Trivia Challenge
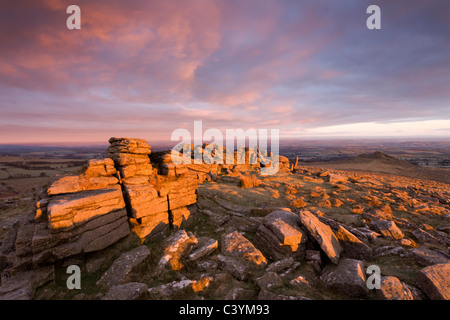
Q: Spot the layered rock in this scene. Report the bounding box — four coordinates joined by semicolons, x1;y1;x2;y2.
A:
278;156;291;172
150;149;189;178
1;157;131;275
1;137;202;279
150;144;283;179
107;138;162;239
46;158;118;196
107;138;198;239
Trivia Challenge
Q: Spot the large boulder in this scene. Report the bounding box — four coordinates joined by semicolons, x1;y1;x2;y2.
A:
299;210;342;264
376;276;414;300
47;158;118;196
416;262;450;300
29;183;130;263
335;226;372;261
46;185;126;230
97;245;151;289
107;137;152;155
412;228;445;246
320;258;368;297
255;210;307;260
221;231;267;267
406;248;449;266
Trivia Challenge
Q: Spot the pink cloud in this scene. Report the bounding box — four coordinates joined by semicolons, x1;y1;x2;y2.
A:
1;0;449;143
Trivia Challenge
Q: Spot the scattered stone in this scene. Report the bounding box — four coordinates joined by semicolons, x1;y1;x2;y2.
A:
255;272;283;290
327;173;347;184
376;276;414;300
156;230;198;273
335;225;372;261
225;216;259;233
318;170;330;177
102;282;149;300
370;219;404;240
196;260;218;272
189;237;218;261
255;210;306;261
249;207;291;217
266;257;295;274
318;216;368;243
332;199;344;208
320;258;368;298
221;231;267;267
412;228;445;246
406;248;449;266
290;275;312;289
373;246;405;258
399;238;417;247
305;250;322;274
217;254;248;281
416;262;450;300
265;212;306;246
280;262;301;278
299;210;342;264
97;245;151;289
354;227;381;242
363;209;394;221
289;198;308;208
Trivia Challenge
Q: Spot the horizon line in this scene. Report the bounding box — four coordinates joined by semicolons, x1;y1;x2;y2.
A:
0;135;449;147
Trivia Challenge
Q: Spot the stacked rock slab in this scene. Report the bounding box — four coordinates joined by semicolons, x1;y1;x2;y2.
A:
107;138;167;239
3;158;131;272
150;149;190;178
150;145;273;181
107;138;198;239
151;147;222;182
149;150;198;231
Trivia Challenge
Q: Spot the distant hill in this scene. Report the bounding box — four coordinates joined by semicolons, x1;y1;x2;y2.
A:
303;151;450;185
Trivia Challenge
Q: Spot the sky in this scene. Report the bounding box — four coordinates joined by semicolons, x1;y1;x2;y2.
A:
0;0;449;144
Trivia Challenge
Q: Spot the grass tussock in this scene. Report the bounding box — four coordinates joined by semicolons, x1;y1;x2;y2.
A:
238;175;261;189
